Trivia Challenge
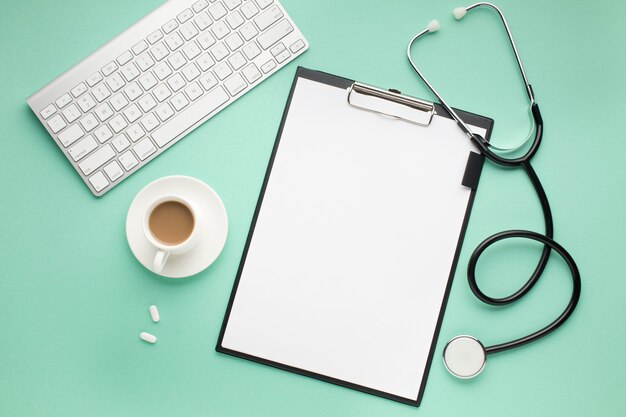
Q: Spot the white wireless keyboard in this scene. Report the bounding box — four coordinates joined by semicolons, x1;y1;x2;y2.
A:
26;0;308;196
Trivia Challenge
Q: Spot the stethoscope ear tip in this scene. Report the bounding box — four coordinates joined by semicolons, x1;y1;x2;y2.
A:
453;7;468;20
427;19;441;33
443;335;486;379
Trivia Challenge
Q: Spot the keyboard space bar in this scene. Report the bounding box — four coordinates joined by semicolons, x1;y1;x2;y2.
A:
152;86;230;147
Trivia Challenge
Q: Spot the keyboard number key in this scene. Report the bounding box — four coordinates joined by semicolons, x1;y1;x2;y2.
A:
88;171;110;193
208;2;227;20
62;104;82;123
193;11;212;30
77;93;96;112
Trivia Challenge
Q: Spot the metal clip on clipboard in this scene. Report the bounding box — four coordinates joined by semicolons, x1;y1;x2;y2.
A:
347;82;435;126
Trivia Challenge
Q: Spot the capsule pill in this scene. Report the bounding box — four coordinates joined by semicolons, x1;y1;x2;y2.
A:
149;305;160;322
140;332;157;344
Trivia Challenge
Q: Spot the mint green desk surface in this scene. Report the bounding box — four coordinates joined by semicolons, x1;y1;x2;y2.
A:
1;0;625;415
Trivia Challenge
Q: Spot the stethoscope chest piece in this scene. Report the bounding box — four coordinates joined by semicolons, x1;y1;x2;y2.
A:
443;335;486;379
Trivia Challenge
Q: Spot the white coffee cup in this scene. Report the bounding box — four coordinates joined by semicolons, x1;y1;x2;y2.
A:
143;195;200;273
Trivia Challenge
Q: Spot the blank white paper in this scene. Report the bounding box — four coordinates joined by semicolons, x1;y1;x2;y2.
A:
221;77;485;401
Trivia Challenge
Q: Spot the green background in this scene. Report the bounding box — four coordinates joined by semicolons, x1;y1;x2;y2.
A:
1;0;624;415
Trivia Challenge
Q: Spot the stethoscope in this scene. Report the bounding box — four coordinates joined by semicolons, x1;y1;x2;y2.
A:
407;3;582;379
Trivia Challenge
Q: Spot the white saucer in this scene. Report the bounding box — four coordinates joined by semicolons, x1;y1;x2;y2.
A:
126;176;228;278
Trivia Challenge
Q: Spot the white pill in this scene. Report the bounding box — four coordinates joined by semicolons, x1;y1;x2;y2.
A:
149;305;160;323
140;331;157;344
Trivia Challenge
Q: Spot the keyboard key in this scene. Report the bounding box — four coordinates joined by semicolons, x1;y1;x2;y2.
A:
240;23;258;41
223;73;247;96
132;40;149;55
86;72;103;87
208;2;227;20
182;42;201;60
47;114;67;134
180;22;199;41
153;84;172;102
196;53;215;71
140;113;160;132
254;4;283;31
104;161;124;181
152;86;229;147
242;42;261;60
117;51;133;66
165;32;184;51
56;93;72;109
242;63;262;83
62;104;81;123
119;150;139;171
110;114;129;133
102;61;118;76
156;103;175;121
240;2;259;19
182;63;201;81
80;113;99;132
256;0;273;9
78;144;115;175
168;51;187;70
211;42;229;61
162;19;179;34
199;73;217;90
260;59;276;73
194;11;212;30
225;32;243;51
270;42;290;63
192;0;209;13
88;171;110;192
139;72;158;90
151;42;170;61
224;0;242;10
177;8;194;23
123;104;142;123
228;51;246;70
154;62;173;80
112;134;131;151
94;125;113;143
133;138;157;160
136;53;155;71
77;93;96;112
138;94;158;112
147;29;164;44
58;124;84;147
226;11;244;29
68;134;97;161
167;73;186;92
170;93;189;111
289;39;305;53
214;62;233;80
110;93;129;111
212;20;230;40
40;104;56;120
124;82;143;101
257;18;293;49
92;84;111;102
106;73;126;92
185;82;204;101
95;103;114;122
121;63;141;81
71;82;88;98
197;32;216;49
125;124;145;142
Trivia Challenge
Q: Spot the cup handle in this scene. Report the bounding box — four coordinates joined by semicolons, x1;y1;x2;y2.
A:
153;250;170;273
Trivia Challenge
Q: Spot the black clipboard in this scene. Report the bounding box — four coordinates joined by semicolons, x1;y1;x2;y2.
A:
217;67;493;406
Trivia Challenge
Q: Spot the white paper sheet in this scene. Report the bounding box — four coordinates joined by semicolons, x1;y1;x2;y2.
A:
221;77;485;401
